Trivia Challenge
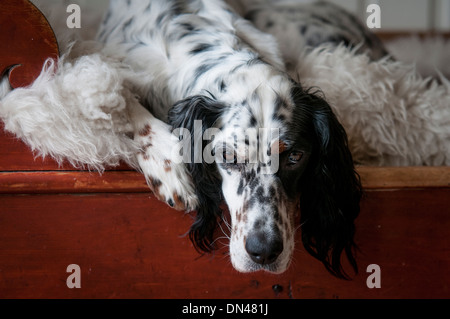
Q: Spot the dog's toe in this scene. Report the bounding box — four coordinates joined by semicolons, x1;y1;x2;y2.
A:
139;155;198;212
133;116;198;212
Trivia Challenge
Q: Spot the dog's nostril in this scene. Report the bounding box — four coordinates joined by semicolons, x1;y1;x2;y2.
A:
245;232;283;265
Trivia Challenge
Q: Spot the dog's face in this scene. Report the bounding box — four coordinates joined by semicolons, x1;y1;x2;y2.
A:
209;97;311;273
217;143;311;273
169;80;362;278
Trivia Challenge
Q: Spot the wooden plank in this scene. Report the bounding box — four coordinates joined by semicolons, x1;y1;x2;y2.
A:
1;166;449;195
0;171;148;194
0;189;448;298
376;31;450;41
357;166;450;189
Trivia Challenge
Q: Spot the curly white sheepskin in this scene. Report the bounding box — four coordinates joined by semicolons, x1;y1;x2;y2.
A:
0;53;139;171
292;45;450;166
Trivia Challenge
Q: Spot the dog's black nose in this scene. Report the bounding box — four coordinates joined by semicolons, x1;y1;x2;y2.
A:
245;231;283;265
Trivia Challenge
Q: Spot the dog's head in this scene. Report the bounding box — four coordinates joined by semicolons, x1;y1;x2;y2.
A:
168;82;361;278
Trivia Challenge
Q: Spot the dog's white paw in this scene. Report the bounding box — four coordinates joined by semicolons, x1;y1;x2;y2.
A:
136;122;198;212
127;98;198;211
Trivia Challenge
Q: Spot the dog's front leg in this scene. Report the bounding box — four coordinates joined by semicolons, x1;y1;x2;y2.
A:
127;97;198;212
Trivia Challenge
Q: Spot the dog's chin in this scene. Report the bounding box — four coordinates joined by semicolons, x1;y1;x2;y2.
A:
230;255;291;274
229;237;293;274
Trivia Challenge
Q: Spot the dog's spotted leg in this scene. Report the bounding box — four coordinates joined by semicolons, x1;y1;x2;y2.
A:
127;97;198;211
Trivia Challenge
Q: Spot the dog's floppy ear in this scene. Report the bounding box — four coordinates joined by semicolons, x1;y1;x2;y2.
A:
291;86;362;279
168;95;225;253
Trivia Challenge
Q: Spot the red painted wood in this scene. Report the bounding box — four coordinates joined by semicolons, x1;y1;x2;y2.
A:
0;189;449;299
1;167;450;195
0;0;59;88
0;171;149;194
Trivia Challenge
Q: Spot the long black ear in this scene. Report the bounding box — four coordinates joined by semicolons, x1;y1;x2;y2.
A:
168;95;225;253
292;86;362;279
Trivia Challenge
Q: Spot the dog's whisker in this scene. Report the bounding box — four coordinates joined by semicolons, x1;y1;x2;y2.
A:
295;220;307;232
221;216;232;232
210;236;230;247
217;222;231;240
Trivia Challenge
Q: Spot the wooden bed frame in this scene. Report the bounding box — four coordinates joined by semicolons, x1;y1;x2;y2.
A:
0;1;449;299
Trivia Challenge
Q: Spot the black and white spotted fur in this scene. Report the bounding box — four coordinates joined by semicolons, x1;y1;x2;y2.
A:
98;0;363;277
228;0;389;70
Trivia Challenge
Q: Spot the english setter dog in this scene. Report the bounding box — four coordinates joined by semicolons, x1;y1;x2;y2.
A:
98;0;367;278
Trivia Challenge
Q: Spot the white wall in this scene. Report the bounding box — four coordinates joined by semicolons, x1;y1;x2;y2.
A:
34;0;450;31
281;0;450;31
333;0;450;31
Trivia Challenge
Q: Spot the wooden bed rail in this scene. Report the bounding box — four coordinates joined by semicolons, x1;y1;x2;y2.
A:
0;166;449;194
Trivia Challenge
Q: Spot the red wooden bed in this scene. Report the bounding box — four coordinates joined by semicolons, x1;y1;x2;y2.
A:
0;0;449;299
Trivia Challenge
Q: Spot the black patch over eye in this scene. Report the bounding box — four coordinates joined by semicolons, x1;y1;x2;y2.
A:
223;150;237;164
288;151;303;164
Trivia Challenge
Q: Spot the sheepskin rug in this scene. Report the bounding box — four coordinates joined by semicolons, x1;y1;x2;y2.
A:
291;45;450;166
0;0;449;170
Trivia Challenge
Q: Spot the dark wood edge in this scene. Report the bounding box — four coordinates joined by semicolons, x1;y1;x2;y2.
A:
0;166;449;194
375;31;450;41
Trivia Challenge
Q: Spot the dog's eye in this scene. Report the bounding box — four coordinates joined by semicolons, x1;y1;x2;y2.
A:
288;151;303;163
223;150;237;164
